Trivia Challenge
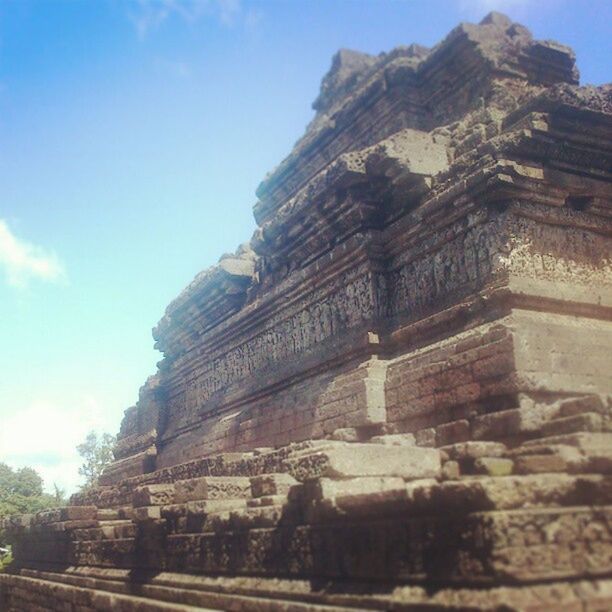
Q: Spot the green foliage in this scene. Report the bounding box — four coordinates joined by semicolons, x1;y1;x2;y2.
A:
77;431;115;489
0;463;42;499
0;462;58;518
0;546;13;572
0;462;65;550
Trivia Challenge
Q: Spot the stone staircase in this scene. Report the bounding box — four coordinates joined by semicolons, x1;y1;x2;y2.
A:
2;394;612;610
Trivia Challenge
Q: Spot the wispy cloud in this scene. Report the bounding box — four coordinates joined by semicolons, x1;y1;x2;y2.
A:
0;219;66;288
128;0;243;40
0;397;106;494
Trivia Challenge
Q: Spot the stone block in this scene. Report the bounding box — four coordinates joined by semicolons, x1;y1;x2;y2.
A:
415;428;436;447
228;505;287;531
96;509;120;521
435;419;470;446
558;395;606;418
303;476;409;522
514;454;568;474
133;506;161;521
98;447;157;486
472;405;559;440
247;494;289;508
406;474;612;513
286;444;441;481
174;476;251;503
4;14;612;612
250;473;297;498
524;433;612;451
314;476;406;502
441;460;461;480
58;506;97;521
132;484;175;507
369;433;416;446
473;457;514;476
161;498;247;522
330;427;362;442
542;413;603;437
585;450;612;474
440;441;507;460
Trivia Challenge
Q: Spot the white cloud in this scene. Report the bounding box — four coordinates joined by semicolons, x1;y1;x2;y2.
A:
0;397;109;495
128;0;243;40
0;219;66;288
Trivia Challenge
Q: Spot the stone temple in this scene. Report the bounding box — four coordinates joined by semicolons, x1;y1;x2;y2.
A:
2;12;612;611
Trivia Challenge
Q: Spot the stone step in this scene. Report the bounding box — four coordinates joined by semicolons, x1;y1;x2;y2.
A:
518;433;612;473
507;442;612;474
284;444;441;482
541;412;604;437
305;476;409;522
440;441;507;460
405;474;612;513
161;500;249;535
0;572;221;611
472;457;514;476
159;506;612;584
8;499;612;600
99;447;156;486
4;568;370;610
370;433;416;446
250;473;298;498
471;405;559;440
97;519;133;527
29;518;98;533
557;395;608;418
228;505;293;531
96;509;120;521
133;484;176;507
513;454;568;474
247;494;290;508
74;522;136;541
174;476;252;503
9;567;612;611
31;506;97;525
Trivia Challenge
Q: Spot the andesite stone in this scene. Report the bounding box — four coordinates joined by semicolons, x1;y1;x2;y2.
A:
2;11;611;611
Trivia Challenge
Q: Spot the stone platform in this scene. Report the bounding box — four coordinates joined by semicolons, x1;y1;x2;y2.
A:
2;12;611;611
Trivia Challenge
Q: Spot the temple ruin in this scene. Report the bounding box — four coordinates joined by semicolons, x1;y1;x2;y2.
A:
2;12;611;610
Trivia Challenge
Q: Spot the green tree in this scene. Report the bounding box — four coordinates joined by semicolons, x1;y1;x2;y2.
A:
53;483;66;504
10;466;43;497
0;463;47;517
0;462;63;557
77;431;115;489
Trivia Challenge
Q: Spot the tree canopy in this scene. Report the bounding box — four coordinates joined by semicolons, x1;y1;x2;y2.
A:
0;462;65;548
77;431;115;489
0;430;115;552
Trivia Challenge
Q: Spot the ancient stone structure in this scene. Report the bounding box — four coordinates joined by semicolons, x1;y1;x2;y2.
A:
2;12;611;610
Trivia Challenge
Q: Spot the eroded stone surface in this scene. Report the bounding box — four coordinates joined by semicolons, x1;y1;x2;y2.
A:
2;11;611;612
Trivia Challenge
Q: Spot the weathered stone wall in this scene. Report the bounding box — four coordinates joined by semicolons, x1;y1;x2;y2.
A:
128;33;608;476
2;12;611;611
157;354;386;468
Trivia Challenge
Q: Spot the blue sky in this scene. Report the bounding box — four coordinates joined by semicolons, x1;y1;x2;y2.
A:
0;0;610;494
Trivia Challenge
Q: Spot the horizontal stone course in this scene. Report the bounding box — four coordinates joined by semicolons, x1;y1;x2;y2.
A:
284;444;441;481
3;11;612;611
174;476;252;503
